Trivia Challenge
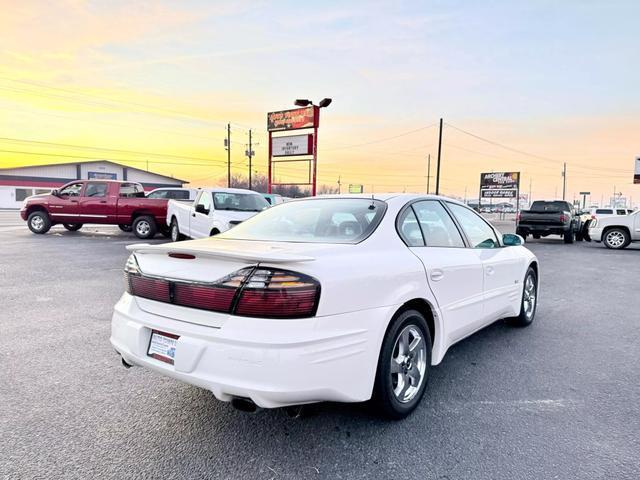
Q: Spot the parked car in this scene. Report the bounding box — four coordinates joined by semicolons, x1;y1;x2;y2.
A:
20;180;169;239
589;209;640;249
262;193;286;206
111;194;539;419
167;187;269;242
516;200;582;243
147;187;198;201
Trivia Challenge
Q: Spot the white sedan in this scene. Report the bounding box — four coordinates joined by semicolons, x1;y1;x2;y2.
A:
111;194;539;419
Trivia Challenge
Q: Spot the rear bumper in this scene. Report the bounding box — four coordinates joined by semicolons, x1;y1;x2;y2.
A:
110;293;395;408
517;224;568;235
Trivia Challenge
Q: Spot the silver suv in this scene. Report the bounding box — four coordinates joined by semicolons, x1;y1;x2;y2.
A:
589;210;640;249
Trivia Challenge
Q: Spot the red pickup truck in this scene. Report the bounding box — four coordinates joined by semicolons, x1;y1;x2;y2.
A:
20;180;170;239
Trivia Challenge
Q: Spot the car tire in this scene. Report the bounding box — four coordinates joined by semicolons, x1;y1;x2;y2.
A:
132;216;157;239
63;223;82;231
507;266;538;327
159;226;171;239
373;309;431;420
210;228;220;236
170;218;184;242
27;211;52;234
532;234;541;239
118;224;132;232
603;228;630;250
563;229;574;244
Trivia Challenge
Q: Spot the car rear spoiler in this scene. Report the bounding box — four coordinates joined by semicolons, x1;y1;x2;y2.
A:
126;243;315;263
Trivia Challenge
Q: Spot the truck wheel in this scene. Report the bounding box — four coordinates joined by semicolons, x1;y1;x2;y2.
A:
563;230;574;244
532;234;540;239
132;216;157;239
582;220;592;242
170;218;184;242
603;228;630;250
372;309;431;420
118;224;132;232
63;223;82;231
27;211;52;234
159;226;171;239
507;267;538;327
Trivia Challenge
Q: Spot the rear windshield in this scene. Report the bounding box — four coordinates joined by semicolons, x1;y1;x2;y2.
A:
213;192;269;212
530;201;569;212
219;198;386;243
595;209;613;214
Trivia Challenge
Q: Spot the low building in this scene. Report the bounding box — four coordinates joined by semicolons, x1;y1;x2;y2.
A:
0;160;186;209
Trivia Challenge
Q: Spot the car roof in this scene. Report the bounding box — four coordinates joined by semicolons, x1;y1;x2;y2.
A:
314;193;467;206
198;187;263;194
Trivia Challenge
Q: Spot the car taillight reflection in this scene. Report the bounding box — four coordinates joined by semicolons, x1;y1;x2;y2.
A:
124;265;320;319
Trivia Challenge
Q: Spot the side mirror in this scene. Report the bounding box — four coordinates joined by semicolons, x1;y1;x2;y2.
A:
51;189;59;197
503;233;524;246
195;204;209;215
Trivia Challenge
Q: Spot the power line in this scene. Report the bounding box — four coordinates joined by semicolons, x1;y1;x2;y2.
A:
323;123;438;151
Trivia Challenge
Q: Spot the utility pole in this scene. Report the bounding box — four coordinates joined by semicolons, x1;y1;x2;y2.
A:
562;162;567;200
435;118;443;195
247;129;253;190
426;154;431;194
226;123;231;188
337;175;341;194
528;177;532;205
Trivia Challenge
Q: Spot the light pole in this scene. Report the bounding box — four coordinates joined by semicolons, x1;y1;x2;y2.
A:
293;98;332;196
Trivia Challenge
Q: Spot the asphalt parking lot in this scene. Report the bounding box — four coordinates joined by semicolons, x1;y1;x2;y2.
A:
1;210;639;480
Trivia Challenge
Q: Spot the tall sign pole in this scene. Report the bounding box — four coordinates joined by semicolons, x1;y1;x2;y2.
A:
426;154;431;194
562;162;567;200
248;129;253;190
435;118;443;195
312;107;319;196
267;130;272;193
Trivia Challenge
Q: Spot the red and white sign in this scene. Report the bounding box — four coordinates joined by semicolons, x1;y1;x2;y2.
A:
267;106;318;131
271;134;313;157
634;157;640;184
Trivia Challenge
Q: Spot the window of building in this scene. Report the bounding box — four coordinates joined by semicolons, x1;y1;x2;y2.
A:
15;188;33;202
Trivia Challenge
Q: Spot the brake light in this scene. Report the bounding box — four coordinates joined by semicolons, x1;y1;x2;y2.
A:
123;255;320;318
559;213;567;222
235;269;320;318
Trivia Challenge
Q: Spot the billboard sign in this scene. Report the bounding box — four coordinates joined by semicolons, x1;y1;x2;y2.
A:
271;134;313;157
88;171;117;180
635;157;640;184
267;106;318;132
348;184;364;194
480;172;520;198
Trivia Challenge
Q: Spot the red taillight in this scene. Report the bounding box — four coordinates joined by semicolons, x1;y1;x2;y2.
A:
559;213;566;222
128;275;170;302
124;262;320;319
173;283;236;312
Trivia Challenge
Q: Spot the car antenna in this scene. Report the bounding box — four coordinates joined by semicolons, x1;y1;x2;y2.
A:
369;195;376;210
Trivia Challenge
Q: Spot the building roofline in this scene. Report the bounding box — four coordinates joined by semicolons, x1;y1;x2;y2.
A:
0;159;188;184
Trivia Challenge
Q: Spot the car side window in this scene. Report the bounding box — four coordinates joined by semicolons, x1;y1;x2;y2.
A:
120;183;144;198
84;182;108;198
59;183;83;197
169;190;190;200
412;200;465;248
448;203;499;248
397;207;425;247
195;191;212;214
147;190;167;199
617;209;626;215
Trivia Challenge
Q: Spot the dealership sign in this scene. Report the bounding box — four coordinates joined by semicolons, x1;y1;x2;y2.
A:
480;172;520;198
267;106;318;132
635;157;640;184
271;134;313;157
348;184;364;194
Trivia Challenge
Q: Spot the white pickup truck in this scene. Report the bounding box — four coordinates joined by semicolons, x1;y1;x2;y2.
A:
167;188;270;242
589;209;640;249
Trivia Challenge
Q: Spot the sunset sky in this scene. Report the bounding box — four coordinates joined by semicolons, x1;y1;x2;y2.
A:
0;0;638;204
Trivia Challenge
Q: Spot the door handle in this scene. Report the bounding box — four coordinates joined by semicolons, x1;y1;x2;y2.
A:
486;266;495;276
430;269;444;282
192;213;196;217
100;200;107;204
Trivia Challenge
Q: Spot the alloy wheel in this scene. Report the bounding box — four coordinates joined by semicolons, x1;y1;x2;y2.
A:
391;325;427;403
136;221;150;237
31;215;44;231
605;230;625;248
523;273;536;319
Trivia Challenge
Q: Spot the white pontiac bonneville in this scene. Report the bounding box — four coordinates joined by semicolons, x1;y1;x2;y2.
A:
111;195;539;418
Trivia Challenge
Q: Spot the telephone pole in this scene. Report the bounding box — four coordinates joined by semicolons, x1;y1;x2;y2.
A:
247;129;253;190
426;154;431;194
337;175;341;194
562;162;567;200
435;118;443;195
528;177;532;205
226;123;231;188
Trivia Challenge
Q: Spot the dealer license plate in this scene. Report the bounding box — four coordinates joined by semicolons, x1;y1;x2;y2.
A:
147;330;179;365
